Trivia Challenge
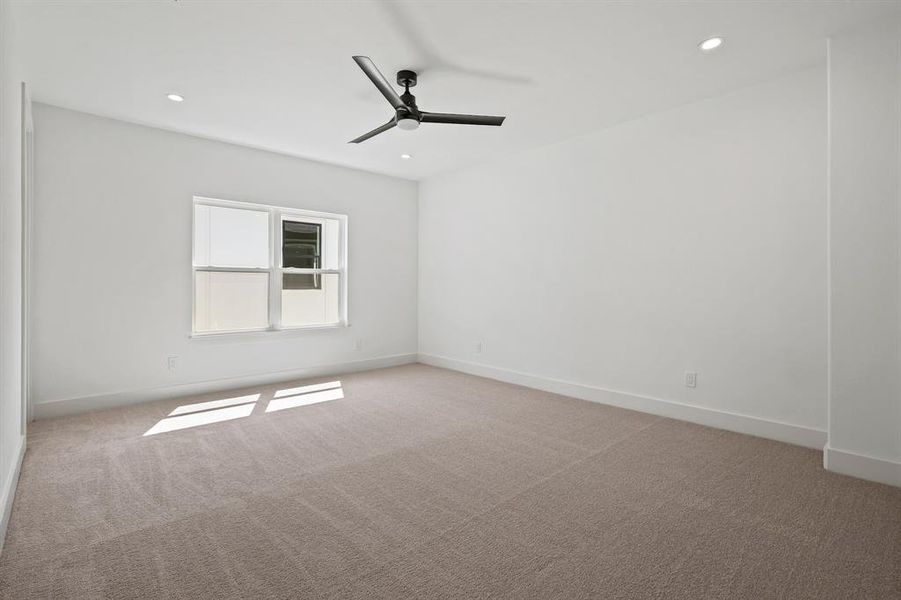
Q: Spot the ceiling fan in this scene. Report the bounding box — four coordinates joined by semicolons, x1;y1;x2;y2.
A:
349;55;506;143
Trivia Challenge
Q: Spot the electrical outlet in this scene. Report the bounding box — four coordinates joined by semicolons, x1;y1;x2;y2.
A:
684;371;697;388
167;355;179;371
353;339;363;351
474;341;484;354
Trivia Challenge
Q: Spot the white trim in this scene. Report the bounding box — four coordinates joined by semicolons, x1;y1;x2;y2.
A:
189;322;347;339
21;82;33;425
824;35;833;454
824;445;901;488
280;268;343;275
194;266;271;273
269;205;282;329
193;196;347;220
418;354;827;450
33;354;417;420
0;435;26;554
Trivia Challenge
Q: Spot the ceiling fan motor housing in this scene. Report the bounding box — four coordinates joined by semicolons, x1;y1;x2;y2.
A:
396;102;420;129
396;69;417;88
397;70;420;122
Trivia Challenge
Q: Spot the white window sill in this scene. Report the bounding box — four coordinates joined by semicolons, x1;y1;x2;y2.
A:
190;322;349;341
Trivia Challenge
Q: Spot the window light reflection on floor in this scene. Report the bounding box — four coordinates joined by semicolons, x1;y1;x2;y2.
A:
143;382;345;436
144;402;257;436
266;386;344;413
167;393;261;416
273;381;342;398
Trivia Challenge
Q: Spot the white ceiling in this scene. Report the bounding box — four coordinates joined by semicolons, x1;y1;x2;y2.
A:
12;0;900;181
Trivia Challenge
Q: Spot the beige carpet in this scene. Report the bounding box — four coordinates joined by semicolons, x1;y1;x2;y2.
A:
1;364;899;599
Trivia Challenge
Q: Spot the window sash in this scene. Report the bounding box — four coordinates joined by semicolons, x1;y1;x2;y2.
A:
195;267;342;275
193;270;271;334
192;197;348;336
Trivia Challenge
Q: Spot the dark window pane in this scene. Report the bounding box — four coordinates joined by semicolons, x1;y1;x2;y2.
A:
282;221;321;269
283;273;320;290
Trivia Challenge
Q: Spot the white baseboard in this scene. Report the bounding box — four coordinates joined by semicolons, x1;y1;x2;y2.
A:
824;445;901;488
34;353;418;420
0;434;26;554
418;353;827;450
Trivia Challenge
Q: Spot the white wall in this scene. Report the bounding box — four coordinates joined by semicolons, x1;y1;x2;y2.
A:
826;21;901;486
31;104;418;414
419;67;828;443
0;0;27;548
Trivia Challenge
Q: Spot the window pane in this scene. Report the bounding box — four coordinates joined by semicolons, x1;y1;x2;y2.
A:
194;271;269;332
283;272;320;290
194;204;269;268
320;217;341;270
281;216;341;270
281;273;340;327
282;221;321;269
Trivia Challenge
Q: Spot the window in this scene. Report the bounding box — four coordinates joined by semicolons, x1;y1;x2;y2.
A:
192;197;347;335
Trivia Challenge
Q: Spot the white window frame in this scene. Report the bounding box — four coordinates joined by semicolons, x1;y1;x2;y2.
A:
192;196;348;337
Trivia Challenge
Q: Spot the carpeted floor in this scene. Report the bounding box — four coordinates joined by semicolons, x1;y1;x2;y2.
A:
1;364;899;599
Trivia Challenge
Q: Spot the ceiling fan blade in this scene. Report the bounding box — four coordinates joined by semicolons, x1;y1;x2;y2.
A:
348;119;397;144
353;56;407;111
420;112;506;126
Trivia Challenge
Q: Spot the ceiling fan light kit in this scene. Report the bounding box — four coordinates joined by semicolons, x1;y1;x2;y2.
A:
350;56;506;143
397;116;420;131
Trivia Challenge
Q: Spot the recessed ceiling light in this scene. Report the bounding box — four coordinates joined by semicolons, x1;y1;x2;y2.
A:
699;37;724;51
400;154;412;159
167;93;185;102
